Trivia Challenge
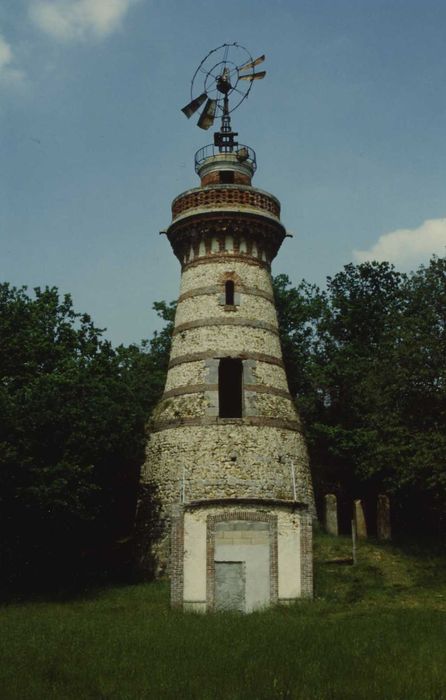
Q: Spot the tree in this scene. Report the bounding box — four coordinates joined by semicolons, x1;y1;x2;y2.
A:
0;285;171;590
273;258;446;534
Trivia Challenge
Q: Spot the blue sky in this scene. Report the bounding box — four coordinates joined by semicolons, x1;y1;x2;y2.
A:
1;0;446;346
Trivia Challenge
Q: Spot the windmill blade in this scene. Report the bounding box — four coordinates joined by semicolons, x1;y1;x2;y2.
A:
181;92;207;118
237;54;265;72
197;98;217;130
239;70;266;82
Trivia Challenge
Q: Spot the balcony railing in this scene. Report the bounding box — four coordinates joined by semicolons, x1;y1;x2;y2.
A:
194;143;257;173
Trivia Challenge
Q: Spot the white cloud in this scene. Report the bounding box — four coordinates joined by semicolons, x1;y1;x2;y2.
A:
0;34;25;85
30;0;139;42
353;218;446;268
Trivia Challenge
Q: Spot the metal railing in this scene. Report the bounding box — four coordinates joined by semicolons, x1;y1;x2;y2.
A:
194;143;257;173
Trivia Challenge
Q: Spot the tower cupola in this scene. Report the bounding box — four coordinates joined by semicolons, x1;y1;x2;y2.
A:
195;145;256;186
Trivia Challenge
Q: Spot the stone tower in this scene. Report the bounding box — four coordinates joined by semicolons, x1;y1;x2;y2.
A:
141;46;314;609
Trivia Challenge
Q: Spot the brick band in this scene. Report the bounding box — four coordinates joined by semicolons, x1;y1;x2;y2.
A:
150;416;302;433
178;285;275;303
168;351;285;370
162;383;291;401
173;316;279;337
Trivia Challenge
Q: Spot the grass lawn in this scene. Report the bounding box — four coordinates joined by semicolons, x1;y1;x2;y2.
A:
1;533;445;699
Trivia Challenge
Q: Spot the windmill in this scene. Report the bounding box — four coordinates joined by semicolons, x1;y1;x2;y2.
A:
181;43;266;153
143;43;315;610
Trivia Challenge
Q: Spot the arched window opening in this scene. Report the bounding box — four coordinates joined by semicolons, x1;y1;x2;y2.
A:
218;358;243;418
225;280;235;306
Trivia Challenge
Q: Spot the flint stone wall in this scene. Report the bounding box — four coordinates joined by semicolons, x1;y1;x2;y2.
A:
165;361;209;389
180;260;273;294
175;293;277;327
144;424;313;508
170;326;282;359
152;392;299;422
165;359;289;393
143;181;315;580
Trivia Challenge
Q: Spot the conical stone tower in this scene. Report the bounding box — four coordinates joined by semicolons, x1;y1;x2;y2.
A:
141;45;314;608
142;143;315;574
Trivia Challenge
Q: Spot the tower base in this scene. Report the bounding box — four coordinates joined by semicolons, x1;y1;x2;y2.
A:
170;498;313;612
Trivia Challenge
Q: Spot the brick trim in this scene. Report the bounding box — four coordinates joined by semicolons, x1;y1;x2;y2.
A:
162;383;291;401
173;317;279;337
186;498;308;510
171;184;281;209
150;416;302;433
178;285;275;303
170;505;184;608
206;511;278;611
300;511;313;598
172;186;281;220
168;351;285;370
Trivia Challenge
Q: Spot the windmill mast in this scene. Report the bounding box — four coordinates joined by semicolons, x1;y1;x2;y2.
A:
214;70;238;153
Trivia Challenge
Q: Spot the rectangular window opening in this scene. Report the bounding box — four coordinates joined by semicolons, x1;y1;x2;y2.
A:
225;280;235;305
218;358;243;418
220;170;234;184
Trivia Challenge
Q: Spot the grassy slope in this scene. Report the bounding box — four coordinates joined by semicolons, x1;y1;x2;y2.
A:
1;533;445;700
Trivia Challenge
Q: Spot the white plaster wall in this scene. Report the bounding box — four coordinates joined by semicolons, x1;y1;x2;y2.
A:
277;512;301;599
178;505;308;612
183;512;207;602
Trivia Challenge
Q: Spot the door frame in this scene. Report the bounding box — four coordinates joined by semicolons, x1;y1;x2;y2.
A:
206;511;278;611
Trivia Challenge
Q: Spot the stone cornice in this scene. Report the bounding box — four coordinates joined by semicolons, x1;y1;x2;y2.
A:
168;210;285;239
166;211;286;267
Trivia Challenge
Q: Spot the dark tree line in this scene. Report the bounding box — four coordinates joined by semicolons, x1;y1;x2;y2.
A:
0;284;174;591
273;257;446;534
0;257;444;590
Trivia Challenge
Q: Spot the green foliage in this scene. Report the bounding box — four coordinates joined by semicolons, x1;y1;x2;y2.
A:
273;257;446;533
2;252;444;590
0;535;445;699
0;284;171;590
